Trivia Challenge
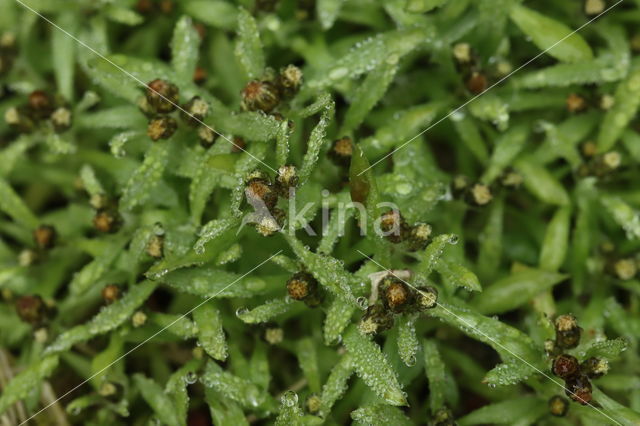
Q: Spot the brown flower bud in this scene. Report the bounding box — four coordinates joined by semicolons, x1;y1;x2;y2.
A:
552;354;580;379
566;93;587;113
466;72;488;95
146;79;179;114
193;66;207;85
379;210;408;243
565;374;593;405
159;0;174;14
548;395;569;417
245;172;278;210
328;137;353;167
33;225;57;250
102;284;121;304
28;90;54;119
93;209;122;234
381;277;413;313
241;80;280;113
147;116;178;141
16;295;47;325
232;137;246;153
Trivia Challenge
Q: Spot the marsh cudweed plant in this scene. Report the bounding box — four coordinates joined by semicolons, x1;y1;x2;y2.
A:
0;1;639;425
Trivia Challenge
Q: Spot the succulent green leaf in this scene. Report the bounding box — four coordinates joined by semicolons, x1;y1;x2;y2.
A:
133;374;181;426
194;303;228;361
343;326;407;406
171;16;201;85
235;8;264;79
0;356;59;416
509;5;593;63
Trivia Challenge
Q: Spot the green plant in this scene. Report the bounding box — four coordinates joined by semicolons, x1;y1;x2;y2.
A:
0;0;640;425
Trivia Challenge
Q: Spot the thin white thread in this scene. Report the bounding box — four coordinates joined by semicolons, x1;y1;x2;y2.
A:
359;0;625;175
356;249;622;426
19;251;282;425
14;0;276;173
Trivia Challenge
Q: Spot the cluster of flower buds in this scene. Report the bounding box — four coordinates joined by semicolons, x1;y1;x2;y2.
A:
142;79;213;145
241;65;303;113
452;43;489;95
0;32;17;76
244;169;295;236
101;284;121;304
359;275;437;336
578;143;622;178
548;315;608;405
451;175;493;207
286;271;323;307
377;209;433;251
4;90;72;134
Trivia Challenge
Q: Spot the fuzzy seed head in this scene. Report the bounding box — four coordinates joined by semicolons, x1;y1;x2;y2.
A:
552;354;579;379
241;80;280;112
470;183;492;206
34;327;48;344
548;395;569;417
182;96;209;124
50;107;72;133
275;165;298;197
255;208;284;236
146;235;164;259
33;225;57;250
417;286;438;310
328;137;353;166
600;94;615;110
602;151;621;171
452;43;471;63
132;310;147;327
585;0;605;15
102;284;121;304
5;106;20;125
278;65;303;98
286;272;317;300
565;374;593;405
197;125;217;148
147;116;177;141
555;314;578;332
452;174;469;196
264;327;283;345
146;79;179;114
305;394;321;414
408;223;432;251
19;249;38;267
614;258;637;280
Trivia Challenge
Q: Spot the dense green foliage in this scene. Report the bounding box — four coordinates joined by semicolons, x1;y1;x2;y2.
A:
0;0;640;425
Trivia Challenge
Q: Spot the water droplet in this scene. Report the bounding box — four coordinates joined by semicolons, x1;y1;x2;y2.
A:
386;54;399;65
448;234;459;245
236;307;249;317
153;222;165;236
356;296;369;310
184;371;198;384
281;390;298;407
405;355;416;367
70;407;81;415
